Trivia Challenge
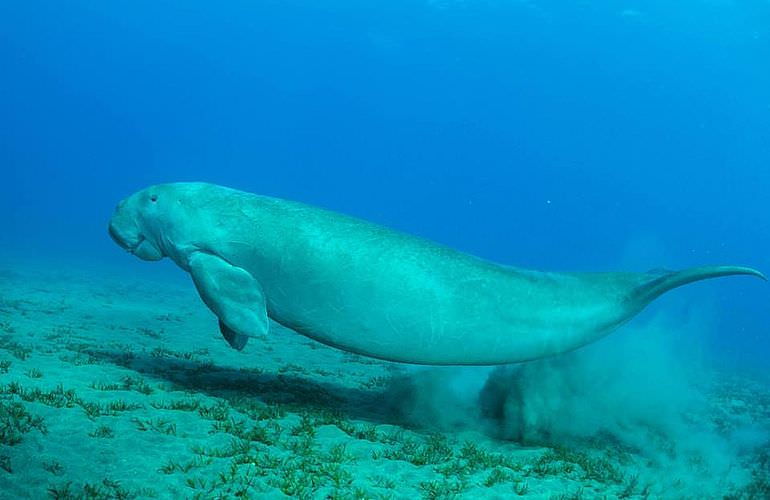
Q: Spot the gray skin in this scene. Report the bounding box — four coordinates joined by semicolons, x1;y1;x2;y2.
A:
108;182;765;365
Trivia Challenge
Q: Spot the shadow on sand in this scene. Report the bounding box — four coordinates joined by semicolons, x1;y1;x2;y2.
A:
86;347;430;429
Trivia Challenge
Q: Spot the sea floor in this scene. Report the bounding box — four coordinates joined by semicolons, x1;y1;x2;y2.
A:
0;261;768;499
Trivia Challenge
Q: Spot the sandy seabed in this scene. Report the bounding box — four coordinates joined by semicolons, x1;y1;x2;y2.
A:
0;260;768;499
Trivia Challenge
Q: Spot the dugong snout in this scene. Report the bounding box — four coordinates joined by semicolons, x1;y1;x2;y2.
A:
108;194;164;261
108;222;130;250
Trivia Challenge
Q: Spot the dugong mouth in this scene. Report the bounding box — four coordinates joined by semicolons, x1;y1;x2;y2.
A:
108;223;142;253
108;221;163;261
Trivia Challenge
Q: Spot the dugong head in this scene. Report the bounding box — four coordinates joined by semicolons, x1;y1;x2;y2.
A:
108;183;209;262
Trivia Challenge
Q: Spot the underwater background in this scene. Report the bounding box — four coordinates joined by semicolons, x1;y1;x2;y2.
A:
1;0;769;498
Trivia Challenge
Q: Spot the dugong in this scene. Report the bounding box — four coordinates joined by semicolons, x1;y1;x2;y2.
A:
108;182;764;365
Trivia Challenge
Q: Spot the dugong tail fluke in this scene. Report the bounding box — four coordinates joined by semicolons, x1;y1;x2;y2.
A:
632;266;767;305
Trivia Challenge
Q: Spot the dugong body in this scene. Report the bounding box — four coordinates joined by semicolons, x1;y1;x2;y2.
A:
108;182;764;365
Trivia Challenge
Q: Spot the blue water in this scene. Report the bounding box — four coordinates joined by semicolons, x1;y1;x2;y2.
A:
1;1;769;497
4;0;768;367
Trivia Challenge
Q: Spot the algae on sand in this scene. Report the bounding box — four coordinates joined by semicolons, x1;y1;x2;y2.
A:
0;266;767;498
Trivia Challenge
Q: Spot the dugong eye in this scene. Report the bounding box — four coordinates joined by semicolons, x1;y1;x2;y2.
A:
150;194;158;202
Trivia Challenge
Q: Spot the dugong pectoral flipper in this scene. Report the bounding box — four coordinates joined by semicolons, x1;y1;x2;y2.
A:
219;320;249;351
188;251;269;350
